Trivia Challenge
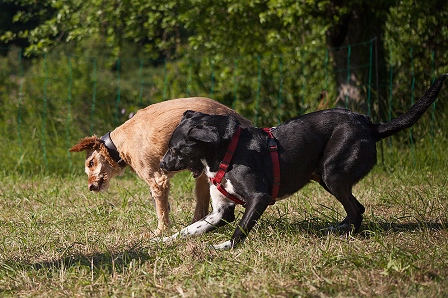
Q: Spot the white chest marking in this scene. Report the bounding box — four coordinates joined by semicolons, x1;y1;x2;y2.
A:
204;162;244;204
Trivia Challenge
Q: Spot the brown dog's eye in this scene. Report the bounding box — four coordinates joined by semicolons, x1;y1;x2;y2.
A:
88;159;95;168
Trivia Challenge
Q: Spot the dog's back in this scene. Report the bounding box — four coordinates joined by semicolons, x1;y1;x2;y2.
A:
248;108;376;197
114;97;251;172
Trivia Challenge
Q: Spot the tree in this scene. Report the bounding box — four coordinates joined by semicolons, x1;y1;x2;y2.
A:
2;0;448;120
0;1;55;50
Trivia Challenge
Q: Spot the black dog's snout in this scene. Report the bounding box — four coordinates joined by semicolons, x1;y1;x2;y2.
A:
160;158;168;171
160;151;176;172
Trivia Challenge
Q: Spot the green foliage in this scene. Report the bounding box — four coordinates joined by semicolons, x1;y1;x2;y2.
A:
0;0;338;57
0;1;448;174
0;40;447;175
2;0;190;58
385;0;448;67
382;0;448;144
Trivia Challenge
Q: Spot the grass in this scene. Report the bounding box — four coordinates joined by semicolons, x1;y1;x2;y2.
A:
0;166;447;297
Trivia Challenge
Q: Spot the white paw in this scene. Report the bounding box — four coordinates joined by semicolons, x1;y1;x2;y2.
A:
210;240;233;250
325;223;350;232
150;233;178;245
149;237;163;244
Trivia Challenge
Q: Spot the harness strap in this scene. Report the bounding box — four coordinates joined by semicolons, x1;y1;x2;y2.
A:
263;128;280;203
210;126;281;207
210;127;246;206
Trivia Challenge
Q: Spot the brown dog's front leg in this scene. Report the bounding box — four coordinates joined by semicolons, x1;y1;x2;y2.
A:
147;175;171;236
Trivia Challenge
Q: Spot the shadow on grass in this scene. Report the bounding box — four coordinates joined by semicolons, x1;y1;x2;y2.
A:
360;221;447;235
2;241;167;275
257;215;447;238
32;248;152;272
3;220;445;274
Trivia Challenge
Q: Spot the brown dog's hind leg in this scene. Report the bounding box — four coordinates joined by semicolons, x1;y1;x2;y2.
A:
193;173;211;222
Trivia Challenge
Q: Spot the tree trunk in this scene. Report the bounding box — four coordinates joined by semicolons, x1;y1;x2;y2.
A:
326;7;388;121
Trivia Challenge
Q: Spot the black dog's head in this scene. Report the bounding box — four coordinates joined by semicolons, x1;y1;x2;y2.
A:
160;110;240;178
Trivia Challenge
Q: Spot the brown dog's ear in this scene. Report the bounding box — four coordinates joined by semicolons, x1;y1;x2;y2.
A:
69;136;101;152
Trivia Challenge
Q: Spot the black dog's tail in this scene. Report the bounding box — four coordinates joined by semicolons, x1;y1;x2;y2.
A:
375;74;447;140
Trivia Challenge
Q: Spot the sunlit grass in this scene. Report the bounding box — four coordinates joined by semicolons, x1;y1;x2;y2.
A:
0;164;447;296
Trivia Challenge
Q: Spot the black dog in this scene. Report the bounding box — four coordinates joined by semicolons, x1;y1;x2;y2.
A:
160;74;446;249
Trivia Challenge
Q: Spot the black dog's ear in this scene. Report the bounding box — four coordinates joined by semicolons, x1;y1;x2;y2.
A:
182;110;201;119
188;125;220;144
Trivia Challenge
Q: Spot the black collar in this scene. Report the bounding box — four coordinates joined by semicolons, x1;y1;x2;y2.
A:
100;132;126;167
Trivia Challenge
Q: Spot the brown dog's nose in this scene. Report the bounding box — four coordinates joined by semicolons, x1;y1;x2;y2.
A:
88;183;97;191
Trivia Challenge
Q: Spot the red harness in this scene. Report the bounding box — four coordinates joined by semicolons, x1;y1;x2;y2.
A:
209;127;280;207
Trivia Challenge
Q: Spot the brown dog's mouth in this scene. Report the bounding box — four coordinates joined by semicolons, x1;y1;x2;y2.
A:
89;177;105;192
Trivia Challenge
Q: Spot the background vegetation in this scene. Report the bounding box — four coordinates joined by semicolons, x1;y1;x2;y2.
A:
0;0;448;174
0;1;447;296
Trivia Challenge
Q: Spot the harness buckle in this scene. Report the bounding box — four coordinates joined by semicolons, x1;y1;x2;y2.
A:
218;161;229;172
268;138;278;152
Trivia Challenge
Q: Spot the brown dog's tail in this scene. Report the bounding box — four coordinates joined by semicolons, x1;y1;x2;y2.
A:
375;74;447;140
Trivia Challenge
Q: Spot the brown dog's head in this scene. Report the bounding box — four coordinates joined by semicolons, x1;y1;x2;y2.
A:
69;136;125;192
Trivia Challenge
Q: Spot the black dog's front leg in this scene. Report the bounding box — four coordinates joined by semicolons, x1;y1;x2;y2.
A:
158;202;236;244
212;194;271;250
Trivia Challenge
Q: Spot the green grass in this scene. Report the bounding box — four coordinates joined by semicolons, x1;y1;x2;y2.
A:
0;167;447;297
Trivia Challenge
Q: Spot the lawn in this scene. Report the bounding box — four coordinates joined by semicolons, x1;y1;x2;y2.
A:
0;165;447;297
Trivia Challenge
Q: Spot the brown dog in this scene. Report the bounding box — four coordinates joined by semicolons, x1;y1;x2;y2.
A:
69;97;251;236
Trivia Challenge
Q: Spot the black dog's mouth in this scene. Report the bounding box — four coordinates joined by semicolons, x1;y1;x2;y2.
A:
188;161;204;179
189;168;202;178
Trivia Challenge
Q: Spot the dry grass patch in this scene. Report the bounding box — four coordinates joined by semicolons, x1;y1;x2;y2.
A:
0;168;447;297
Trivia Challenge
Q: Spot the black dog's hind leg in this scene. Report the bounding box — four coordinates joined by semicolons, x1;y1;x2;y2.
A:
319;174;365;232
319;160;368;232
316;174;365;230
319;132;376;233
323;181;365;232
336;192;365;232
212;194;271;250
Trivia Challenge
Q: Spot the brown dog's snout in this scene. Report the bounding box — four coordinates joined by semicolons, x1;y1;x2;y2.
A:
88;183;97;191
88;178;103;191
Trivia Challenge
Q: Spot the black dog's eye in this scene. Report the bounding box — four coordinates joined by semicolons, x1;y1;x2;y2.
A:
181;147;194;155
168;147;180;156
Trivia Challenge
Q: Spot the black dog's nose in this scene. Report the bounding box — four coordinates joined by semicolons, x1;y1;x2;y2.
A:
160;152;178;172
160;160;167;171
